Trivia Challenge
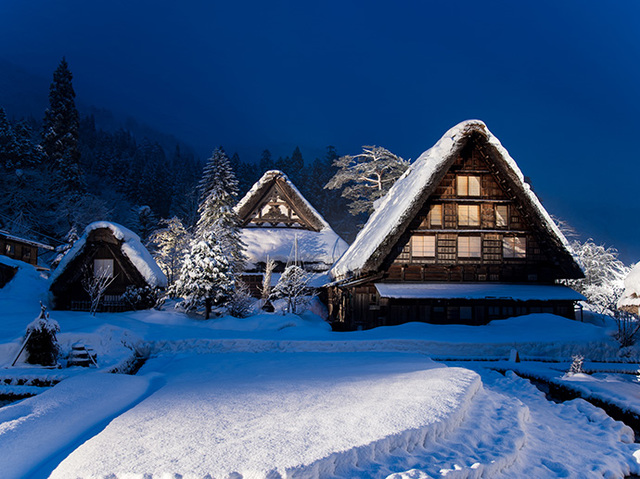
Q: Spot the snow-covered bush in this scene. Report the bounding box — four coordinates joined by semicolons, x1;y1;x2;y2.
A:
147;216;191;291
562;238;629;317
25;304;61;366
121;285;161;310
227;280;254;318
612;310;640;348
271;264;314;315
568;354;584;375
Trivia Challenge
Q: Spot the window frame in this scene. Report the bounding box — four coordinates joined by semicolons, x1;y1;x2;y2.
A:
457;175;481;197
457;204;480;227
411;235;436;258
458;236;482;258
93;258;115;278
503;236;527;259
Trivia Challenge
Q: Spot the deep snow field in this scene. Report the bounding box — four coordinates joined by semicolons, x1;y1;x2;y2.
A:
1;259;640;478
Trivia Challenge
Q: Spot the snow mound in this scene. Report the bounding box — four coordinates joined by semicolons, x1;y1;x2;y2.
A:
50;353;481;478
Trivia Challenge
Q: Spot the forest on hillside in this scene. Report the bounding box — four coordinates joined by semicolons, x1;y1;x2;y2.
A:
0;59;358;250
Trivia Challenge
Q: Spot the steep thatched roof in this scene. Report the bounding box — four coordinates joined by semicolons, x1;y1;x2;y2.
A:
235;170;348;269
235;170;329;232
330;120;583;281
50;221;167;289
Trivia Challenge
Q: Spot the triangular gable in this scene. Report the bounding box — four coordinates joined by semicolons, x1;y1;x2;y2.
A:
236;170;329;232
330;120;582;280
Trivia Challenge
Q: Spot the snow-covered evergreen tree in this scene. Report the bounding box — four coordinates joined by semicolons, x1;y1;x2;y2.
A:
271;264;313;315
174;231;235;319
42;57;83;193
195;147;245;272
324;145;409;216
0;107;19;169
147;216;192;289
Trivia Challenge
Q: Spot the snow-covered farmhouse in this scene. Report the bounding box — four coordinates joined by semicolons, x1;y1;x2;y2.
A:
328;120;585;330
235;170;348;295
618;262;640;315
49;221;167;311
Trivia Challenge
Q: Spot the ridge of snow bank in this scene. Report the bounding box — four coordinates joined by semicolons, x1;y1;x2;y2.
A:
0;372;157;478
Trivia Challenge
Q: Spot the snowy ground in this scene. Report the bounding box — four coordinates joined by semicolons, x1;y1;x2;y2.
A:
2;263;640;477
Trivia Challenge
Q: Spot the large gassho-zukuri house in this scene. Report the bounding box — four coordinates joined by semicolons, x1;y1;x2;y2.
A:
235;170;348;295
49;221;167;311
328;120;585;330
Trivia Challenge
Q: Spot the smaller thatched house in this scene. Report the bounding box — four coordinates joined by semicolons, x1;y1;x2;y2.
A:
619;263;640;315
49;221;167;311
234;170;348;296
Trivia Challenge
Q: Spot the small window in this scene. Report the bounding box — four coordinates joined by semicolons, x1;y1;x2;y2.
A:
503;237;526;258
458;205;480;226
5;243;15;256
458;236;481;258
22;247;31;260
429;204;442;227
495;205;508;228
457;176;481;196
460;306;473;320
412;235;436;257
94;259;114;278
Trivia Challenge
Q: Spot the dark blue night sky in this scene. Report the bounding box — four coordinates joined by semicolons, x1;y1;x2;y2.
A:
1;1;639;261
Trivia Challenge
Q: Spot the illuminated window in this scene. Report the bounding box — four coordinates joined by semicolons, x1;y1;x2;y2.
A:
5;244;14;256
412;235;435;257
429;204;442;227
503;237;526;258
458;236;481;257
495;205;508;227
93;259;114;278
458;205;480;226
457;176;481;196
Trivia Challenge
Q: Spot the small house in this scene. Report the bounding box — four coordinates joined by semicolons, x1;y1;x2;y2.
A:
235;170;348;295
49;221;167;311
0;230;54;267
328;120;585;330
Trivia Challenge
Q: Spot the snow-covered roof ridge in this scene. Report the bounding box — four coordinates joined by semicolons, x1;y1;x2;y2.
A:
330;119;580;280
235;170;331;231
619;262;640;308
50;221;167;288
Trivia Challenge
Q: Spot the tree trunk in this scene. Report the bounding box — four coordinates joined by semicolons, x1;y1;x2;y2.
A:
205;298;212;320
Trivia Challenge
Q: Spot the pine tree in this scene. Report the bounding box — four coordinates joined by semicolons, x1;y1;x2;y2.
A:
195;147;245;272
0;107;18;170
271;264;313;315
174;231;235;319
259;149;273;172
42;58;83;193
325;145;409;216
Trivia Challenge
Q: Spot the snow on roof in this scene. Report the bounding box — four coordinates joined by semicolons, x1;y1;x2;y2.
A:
619;262;640;308
374;283;586;301
330;120;579;280
49;221;167;288
0;230;55;250
235;170;331;231
241;227;348;270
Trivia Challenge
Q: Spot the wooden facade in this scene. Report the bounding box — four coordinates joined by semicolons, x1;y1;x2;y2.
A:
50;227;155;311
0;231;53;266
328;122;584;330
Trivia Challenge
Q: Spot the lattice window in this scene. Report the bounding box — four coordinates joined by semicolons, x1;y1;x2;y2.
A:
503;236;527;258
495;205;508;228
94;259;114;278
457;176;481;196
411;235;435;257
458;236;481;258
458;205;480;226
429;204;442;227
